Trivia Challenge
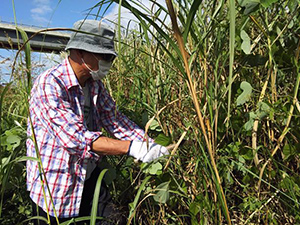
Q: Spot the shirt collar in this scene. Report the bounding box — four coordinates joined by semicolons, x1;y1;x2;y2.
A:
63;57;81;89
62;57;103;91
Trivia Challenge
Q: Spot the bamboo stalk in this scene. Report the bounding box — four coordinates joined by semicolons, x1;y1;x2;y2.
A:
252;73;270;166
165;0;231;224
164;126;190;170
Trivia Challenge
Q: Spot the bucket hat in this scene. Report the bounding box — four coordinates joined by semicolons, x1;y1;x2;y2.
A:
66;19;117;56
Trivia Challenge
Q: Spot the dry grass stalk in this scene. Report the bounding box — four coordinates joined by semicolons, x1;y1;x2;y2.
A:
165;0;232;223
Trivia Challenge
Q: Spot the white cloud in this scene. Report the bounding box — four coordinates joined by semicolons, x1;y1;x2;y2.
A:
30;0;52;25
33;0;50;5
31;5;52;15
31;14;51;24
104;0;170;32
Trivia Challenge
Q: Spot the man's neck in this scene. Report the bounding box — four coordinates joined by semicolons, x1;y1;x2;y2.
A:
68;56;91;87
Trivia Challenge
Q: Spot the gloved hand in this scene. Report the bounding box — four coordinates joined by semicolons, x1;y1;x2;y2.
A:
128;141;169;163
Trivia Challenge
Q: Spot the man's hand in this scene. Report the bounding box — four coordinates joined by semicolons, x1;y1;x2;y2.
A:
128;141;169;163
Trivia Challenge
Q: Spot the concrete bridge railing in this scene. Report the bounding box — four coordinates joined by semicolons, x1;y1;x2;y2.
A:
0;22;70;53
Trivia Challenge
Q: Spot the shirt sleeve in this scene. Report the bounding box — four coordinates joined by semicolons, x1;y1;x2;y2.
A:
30;74;101;160
96;82;153;143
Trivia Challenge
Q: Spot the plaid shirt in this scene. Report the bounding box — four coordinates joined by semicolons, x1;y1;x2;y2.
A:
27;58;147;218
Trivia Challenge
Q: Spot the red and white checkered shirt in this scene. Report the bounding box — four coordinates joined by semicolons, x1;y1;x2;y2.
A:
27;57;147;218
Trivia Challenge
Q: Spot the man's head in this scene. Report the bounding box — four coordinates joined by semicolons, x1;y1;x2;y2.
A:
66;20;117;81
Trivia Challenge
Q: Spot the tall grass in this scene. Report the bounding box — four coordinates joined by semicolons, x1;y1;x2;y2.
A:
106;0;300;223
0;0;300;224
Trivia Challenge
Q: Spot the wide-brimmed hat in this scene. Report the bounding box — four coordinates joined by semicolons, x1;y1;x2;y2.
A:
65;19;117;56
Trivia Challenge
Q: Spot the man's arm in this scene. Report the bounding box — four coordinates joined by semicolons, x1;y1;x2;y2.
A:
92;137;169;163
93;82;168;162
91;137;130;155
96;81;151;142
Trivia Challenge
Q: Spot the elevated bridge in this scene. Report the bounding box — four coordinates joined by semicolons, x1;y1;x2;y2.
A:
0;22;70;53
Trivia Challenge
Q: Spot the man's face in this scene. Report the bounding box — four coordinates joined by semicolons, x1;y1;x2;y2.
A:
81;51;116;72
81;51;99;72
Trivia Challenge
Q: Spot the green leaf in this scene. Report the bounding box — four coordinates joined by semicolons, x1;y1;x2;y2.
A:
244;120;253;131
90;169;108;225
244;112;255;131
241;149;254;160
153;181;170;204
1;157;9;168
17;156;39;162
16;27;32;90
149;119;162;132
238;0;260;15
244;102;271;131
128;176;151;222
256;102;271;119
227;171;234;184
236;81;253;106
22;216;49;224
261;0;279;7
154;133;171;146
98;161;116;185
242;174;251;184
0;136;6;146
238;155;246;164
143;162;162;175
282;144;296;160
0;83;12;130
60;216;103;225
1;132;22;151
241;30;251;54
189;201;201;217
6;135;21;147
183;0;203;42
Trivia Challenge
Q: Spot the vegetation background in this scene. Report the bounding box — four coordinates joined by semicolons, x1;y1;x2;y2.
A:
0;0;299;224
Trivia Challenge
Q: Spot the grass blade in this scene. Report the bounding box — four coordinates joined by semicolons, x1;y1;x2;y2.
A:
90;168;108;225
182;0;203;42
115;0;186;74
60;216;102;225
16;27;31;92
127;176;151;224
0;82;12;135
227;0;235;129
21;216;49;224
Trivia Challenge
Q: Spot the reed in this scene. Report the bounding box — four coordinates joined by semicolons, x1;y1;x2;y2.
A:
0;0;300;224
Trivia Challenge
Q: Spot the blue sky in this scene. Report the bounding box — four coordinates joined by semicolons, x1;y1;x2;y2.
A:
0;0;117;83
0;0;167;83
1;0;112;27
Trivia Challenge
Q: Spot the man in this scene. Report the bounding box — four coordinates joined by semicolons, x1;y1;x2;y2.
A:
27;19;168;224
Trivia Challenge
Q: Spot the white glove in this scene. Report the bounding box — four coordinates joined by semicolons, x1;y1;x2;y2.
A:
128;141;169;163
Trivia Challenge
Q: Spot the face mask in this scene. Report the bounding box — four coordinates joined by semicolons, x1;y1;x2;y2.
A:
81;57;112;80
